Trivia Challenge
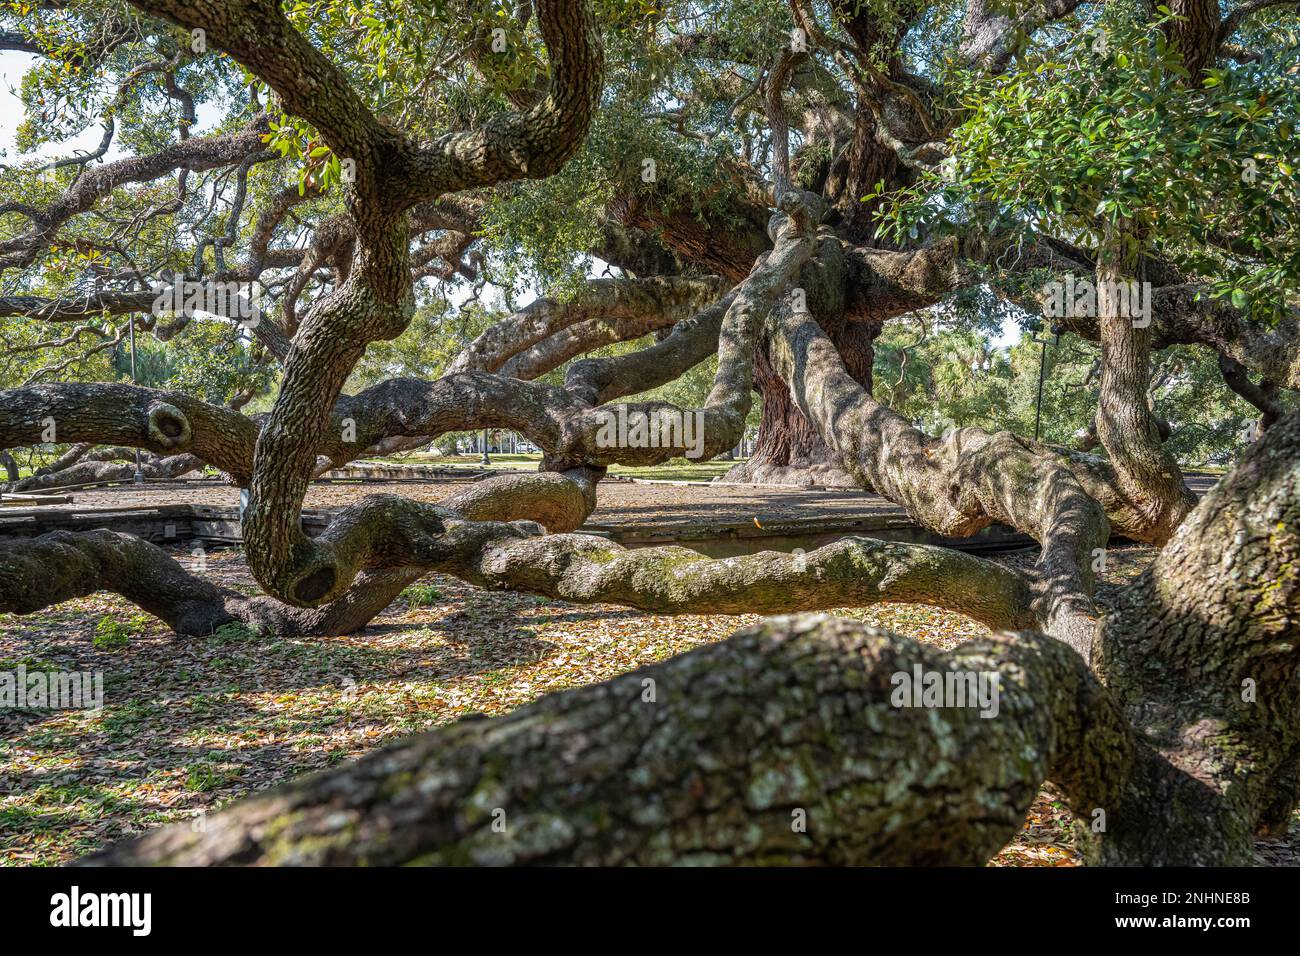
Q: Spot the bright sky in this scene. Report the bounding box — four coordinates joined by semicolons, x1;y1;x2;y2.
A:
1;51;103;160
0;49;222;160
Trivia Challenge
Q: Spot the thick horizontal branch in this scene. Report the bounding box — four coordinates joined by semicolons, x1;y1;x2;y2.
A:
460;533;1038;631
83;615;1131;865
842;239;970;320
0;529;240;635
0;119;270;271
564;293;735;405
0;290;158;321
450;275;726;377
0;383;259;483
0;375;581;491
437;470;597;532
1054;285;1300;391
0;525;432;638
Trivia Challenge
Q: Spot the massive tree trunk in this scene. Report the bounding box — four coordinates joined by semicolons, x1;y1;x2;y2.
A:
84;618;1115;866
724;319;878;488
1086;402;1300;863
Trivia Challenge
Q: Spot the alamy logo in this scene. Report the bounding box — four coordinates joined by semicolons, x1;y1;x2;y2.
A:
1042;275;1151;328
150;278;261;327
0;665;102;711
594;405;706;459
50;886;151;936
890;665;1000;718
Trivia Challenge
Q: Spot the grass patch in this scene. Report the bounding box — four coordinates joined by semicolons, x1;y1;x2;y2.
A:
401;583;443;607
213;621;263;641
417;452;741;482
184;761;243;792
92;615;148;651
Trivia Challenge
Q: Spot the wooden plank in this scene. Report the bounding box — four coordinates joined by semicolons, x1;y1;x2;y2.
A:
2;493;74;506
0;503;190;519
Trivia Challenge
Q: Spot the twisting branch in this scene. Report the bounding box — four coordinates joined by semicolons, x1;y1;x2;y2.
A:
0;119;270;271
126;0;395;165
393;0;606;202
764;48;805;199
0;470;596;637
448;276;727;376
459;533;1037;629
764;237;1108;655
1217;353;1285;433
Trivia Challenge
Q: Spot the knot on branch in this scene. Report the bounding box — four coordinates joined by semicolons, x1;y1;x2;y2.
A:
291;564;338;605
769;188;826;240
146;403;192;449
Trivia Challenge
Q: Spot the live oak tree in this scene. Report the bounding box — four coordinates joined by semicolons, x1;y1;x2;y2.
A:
1;0;1299;865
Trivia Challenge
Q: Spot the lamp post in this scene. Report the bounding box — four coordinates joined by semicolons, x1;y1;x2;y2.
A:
129;315;143;483
480;428;491;466
1032;324;1062;442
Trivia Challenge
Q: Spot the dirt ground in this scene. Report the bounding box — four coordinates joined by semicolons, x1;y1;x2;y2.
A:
3;533;1295;867
9;470;1222;531
19;475;912;528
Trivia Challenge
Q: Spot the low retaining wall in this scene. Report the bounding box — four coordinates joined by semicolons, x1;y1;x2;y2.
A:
316;462;488;482
0;501;1036;556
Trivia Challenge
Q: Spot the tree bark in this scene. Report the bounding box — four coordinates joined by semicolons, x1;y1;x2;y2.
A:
83;616;1125;866
1093;243;1196;543
724;319;879;487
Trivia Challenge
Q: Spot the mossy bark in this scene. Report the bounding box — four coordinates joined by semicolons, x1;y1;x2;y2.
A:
84;617;1126;866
